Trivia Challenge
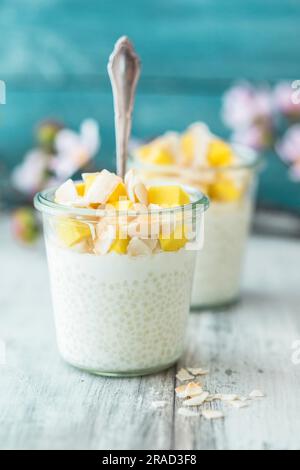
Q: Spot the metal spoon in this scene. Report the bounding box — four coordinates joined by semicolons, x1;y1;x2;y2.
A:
107;36;141;179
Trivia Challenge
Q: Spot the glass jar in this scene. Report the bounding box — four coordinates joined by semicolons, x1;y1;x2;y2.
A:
34;185;208;376
131;145;261;310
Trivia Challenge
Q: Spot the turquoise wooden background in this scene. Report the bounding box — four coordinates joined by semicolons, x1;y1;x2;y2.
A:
0;0;300;211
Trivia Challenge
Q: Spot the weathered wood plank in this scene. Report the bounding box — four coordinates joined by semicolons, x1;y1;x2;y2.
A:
174;237;300;450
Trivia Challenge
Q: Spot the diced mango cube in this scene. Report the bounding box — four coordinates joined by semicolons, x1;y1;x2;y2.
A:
56;217;91;247
159;225;187;252
109;233;130;254
209;177;242;202
111;199;134;211
148;185;190;207
208;140;234;167
181;132;195;165
136;144;152;160
137;143;174;165
107;182;127;203
150;146;174;165
76;182;85;197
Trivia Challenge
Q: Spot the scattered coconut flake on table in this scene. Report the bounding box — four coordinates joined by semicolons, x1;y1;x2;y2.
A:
187;368;209;376
202;409;224;421
249;390;265;398
176;368;194;382
220;394;239;402
178;408;200;418
175;382;203;399
183;392;209;407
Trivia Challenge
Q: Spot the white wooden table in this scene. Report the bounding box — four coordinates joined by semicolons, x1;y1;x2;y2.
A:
0;215;300;450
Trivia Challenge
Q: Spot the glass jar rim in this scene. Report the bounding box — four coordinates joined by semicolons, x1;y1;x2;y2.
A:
34;182;209;218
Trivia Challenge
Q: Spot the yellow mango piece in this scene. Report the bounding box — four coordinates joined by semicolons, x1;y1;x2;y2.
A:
109;233;130;254
111;199;134;211
137;143;174;165
181;132;195;165
76;182;85;197
56;217;91;247
148;185;190;207
209;178;242;202
150;146;174;165
107;182;127;203
137;144;152;160
207;140;234;167
159;225;187;252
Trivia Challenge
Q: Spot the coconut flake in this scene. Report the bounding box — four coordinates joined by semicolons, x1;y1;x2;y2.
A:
183;392;209;407
85;170;121;204
175;382;203;399
249;390;265;399
134;182;149;206
94;225;116;255
125;169;149;205
55;179;78;204
176;368;194;382
220;394;239;402
187;367;209;376
127;237;152;257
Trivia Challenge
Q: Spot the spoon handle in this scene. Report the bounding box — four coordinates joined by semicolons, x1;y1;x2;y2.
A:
107;36;141;179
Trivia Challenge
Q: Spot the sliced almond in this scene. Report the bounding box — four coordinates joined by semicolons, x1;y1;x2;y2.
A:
134;181;149;206
55;179;78;204
205;394;222;402
175;382;203;399
202;409;224;421
220;394;239;402
187;367;209;376
127;237;152;257
85;170;121;204
142;238;159;252
176;368;194;382
124;169;137;202
249;390;265;399
183;392;209;407
94;225;116;255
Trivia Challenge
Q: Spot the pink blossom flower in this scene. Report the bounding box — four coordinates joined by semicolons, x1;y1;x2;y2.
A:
289;162;300;182
51;119;100;180
232;125;271;151
11;149;50;195
273;82;300;117
276;125;300;163
222;82;273;130
11;207;40;244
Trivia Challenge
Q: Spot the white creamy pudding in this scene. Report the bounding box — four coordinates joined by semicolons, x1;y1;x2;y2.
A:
46;242;195;374
192;199;253;308
35;168;207;375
